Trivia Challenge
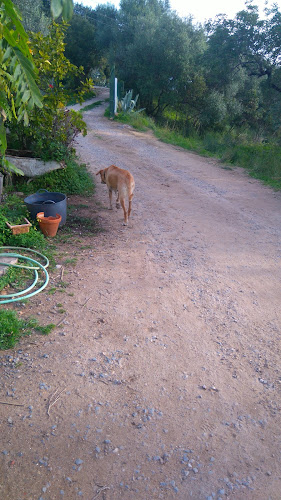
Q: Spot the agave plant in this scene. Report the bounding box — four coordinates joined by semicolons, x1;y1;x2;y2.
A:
119;90;145;114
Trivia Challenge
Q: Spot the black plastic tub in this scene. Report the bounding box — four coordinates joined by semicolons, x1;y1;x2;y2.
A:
24;189;67;226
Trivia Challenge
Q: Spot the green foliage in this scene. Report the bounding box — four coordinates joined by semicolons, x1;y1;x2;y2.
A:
0;310;25;349
14;156;95;196
0;0;42;174
6;23;88;161
80;100;103;112
65;14;97;77
67;90;96;106
157;126;281;189
115;110;156;131
201;4;281;135
0;0;74;174
0;194;49;249
12;0;51;34
114;2;206;116
0;309;55;350
7;228;47;250
119;90;145;114
7;22;90;161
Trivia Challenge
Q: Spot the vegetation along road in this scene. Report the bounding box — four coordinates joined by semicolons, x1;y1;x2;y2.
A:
1;89;281;500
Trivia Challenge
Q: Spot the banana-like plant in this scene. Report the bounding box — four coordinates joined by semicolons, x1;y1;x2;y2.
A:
0;0;73;174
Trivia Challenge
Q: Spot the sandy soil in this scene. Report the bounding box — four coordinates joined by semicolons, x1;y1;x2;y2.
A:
0;87;281;500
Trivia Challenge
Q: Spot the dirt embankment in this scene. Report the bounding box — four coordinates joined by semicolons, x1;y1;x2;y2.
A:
0;87;281;500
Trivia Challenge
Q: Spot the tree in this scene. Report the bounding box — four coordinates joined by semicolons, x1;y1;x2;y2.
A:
65;14;97;77
7;21;89;159
12;0;51;34
0;0;74;174
115;0;204;116
192;3;281;134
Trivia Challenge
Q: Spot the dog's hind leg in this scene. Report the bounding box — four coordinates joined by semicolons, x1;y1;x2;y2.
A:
116;190;120;209
108;189;113;210
120;198;128;225
128;193;134;219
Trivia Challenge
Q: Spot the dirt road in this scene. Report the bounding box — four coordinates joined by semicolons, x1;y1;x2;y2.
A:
1;88;281;500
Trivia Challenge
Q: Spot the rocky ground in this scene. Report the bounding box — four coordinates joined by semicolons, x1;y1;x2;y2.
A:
0;88;280;500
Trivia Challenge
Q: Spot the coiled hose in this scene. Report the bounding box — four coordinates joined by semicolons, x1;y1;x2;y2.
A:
0;247;49;304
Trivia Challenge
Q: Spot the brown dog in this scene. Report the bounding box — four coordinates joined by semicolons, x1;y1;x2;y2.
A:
96;165;135;225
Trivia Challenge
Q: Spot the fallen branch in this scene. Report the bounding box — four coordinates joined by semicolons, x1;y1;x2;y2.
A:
60;266;64;281
56;314;67;327
0;401;24;407
92;486;110;500
82;296;91;307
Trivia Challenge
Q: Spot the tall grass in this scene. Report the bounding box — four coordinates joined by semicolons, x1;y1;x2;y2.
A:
113;112;281;190
114;111;156;132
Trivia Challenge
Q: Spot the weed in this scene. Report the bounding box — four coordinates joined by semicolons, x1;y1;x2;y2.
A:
115;111;155;132
63;257;77;266
14;156;95;196
68;204;89;211
33;323;55;335
63;214;103;236
67;91;96;106
58;281;69;288
113;112;281;190
80;100;103;112
0;310;55;350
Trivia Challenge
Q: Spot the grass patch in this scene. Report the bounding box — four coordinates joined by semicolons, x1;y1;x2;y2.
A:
14;156;95;197
62;213;104;238
63;257;77;267
80;100;104;112
0;310;55;350
67;91;96;106
114;111;156;132
113;112;281;190
0;194;54;294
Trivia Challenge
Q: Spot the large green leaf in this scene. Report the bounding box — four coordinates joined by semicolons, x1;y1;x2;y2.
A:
2;0;30;57
51;0;73;21
3;25;18;47
0;118;7;153
51;0;63;19
2;0;26;38
13;48;42;108
62;0;74;21
1;157;24;176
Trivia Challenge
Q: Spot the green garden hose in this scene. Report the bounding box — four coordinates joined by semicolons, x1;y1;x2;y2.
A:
0;247;49;304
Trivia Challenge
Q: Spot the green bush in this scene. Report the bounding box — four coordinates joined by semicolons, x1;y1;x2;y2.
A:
14;156;95;196
0;310;55;350
114;111;156;132
0;195;48;250
6;22;91;163
0;310;24;350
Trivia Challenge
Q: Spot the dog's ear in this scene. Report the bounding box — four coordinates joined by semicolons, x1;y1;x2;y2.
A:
96;170;102;176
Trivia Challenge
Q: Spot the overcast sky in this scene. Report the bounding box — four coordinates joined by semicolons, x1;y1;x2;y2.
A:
75;0;280;24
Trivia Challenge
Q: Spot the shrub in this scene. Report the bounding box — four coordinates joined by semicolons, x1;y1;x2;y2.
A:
6;22;91;162
0;194;49;250
0;310;55;350
14;156;95;196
